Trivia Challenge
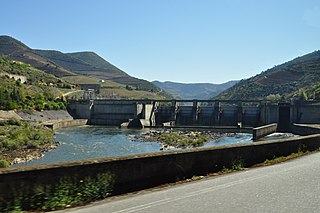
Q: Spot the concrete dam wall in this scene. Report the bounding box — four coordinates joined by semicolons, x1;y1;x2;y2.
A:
68;99;320;130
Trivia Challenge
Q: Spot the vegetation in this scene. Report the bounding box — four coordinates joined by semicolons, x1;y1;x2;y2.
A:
158;132;210;148
2;172;114;212
0;118;53;154
215;50;320;100
0;35;170;99
0;57;71;110
263;151;306;165
0;159;10;168
219;158;245;174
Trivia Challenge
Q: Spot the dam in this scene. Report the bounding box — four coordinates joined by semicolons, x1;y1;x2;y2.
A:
67;99;320;131
2;99;320;210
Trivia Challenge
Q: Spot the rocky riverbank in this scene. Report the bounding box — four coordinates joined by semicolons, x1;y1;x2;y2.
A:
0;113;68;166
0;141;60;164
0;110;81;166
130;129;237;150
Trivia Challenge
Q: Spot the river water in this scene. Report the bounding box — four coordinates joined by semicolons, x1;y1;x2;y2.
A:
18;126;253;166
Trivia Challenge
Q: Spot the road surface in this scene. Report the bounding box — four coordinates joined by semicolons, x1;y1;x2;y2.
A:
57;152;320;213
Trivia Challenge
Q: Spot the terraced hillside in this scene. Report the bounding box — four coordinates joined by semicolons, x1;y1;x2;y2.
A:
215;50;320;100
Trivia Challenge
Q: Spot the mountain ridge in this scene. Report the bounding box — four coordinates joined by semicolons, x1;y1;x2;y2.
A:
0;35;162;93
0;36;74;77
153;80;238;99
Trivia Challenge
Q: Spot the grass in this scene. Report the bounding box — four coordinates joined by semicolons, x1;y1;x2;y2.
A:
2;172;114;212
263;151;306;165
62;75;101;84
217;150;309;175
62;75;127;88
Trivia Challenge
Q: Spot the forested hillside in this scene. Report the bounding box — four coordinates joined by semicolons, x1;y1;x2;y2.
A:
0;58;72;110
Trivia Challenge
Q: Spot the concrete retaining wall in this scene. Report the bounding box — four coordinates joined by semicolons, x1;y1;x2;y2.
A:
252;123;278;140
291;124;320;136
44;119;88;130
16;110;74;122
1;134;320;204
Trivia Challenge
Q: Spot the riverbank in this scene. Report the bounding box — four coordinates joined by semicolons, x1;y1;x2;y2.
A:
1;141;60;164
0;110;83;166
0;118;59;165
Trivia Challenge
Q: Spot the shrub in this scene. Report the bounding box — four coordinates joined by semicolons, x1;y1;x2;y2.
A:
58;102;66;110
7;118;22;126
35;102;44;111
0;159;10;168
0;120;53;152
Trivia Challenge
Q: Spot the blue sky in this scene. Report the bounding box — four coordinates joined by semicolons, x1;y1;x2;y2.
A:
1;0;320;83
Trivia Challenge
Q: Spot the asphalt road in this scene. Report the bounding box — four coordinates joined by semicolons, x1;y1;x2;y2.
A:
57;152;320;213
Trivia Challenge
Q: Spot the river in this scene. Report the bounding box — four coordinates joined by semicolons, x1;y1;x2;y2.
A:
17;126;253;166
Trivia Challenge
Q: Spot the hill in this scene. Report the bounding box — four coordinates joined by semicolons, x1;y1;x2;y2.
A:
0;36;74;77
0;35;166;96
153;81;238;99
67;51;127;75
215;50;320;100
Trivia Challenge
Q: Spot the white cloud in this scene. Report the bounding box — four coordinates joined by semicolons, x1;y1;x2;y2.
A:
303;6;320;28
